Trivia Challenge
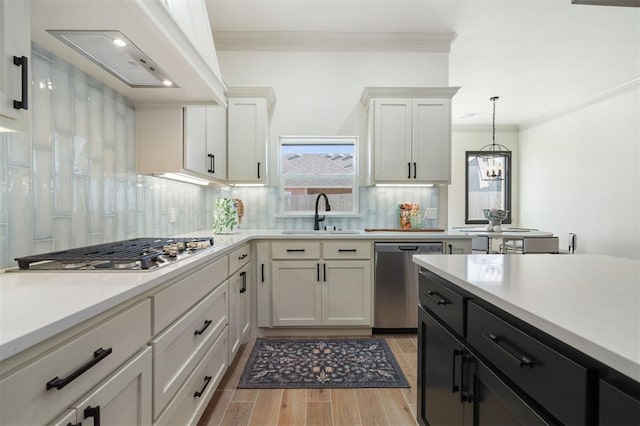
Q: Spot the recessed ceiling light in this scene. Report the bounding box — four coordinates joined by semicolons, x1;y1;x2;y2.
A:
112;38;127;47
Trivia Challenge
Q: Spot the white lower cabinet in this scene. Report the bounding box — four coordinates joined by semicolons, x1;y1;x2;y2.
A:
151;281;229;420
51;347;152;426
270;241;373;327
272;260;323;326
446;239;472;254
229;263;250;362
154;327;228;426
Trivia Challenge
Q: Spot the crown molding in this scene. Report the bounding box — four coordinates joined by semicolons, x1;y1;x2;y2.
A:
213;31;456;52
360;87;461;105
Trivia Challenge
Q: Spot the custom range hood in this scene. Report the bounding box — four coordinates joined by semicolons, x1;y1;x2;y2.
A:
31;0;227;105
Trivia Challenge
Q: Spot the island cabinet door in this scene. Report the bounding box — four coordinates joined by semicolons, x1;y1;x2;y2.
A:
418;306;465;426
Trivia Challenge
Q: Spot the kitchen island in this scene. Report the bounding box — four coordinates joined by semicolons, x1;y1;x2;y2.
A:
413;253;640;425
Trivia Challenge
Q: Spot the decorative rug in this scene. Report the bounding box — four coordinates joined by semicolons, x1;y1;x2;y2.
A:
238;338;409;389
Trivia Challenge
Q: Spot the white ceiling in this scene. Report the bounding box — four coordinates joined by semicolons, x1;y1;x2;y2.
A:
206;0;640;126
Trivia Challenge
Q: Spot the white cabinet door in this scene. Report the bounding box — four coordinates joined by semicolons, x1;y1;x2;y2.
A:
272;260;322;326
256;242;271;327
323;260;372;326
228;268;242;363
184;107;208;175
0;0;29;132
240;264;251;343
373;98;412;182
227;98;267;184
69;347;152;426
412;98;451;183
206;106;227;180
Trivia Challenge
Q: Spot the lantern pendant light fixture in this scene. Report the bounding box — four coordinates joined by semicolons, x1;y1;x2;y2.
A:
477;96;509;181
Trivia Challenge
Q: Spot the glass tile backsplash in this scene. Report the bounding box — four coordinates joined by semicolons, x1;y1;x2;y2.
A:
0;44;439;269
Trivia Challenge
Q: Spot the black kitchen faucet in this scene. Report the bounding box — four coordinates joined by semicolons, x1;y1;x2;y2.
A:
313;193;331;230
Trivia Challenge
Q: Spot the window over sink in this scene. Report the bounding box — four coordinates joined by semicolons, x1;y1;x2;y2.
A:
278;137;358;215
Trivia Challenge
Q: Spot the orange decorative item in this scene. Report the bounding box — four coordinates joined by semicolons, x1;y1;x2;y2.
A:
399;203;420;229
234;199;244;224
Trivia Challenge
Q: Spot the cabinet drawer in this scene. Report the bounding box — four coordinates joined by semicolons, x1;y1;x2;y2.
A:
153;255;228;334
271;241;320;259
418;269;464;336
0;300;151;426
323;241;372;259
155;326;228;426
151;281;229;419
228;244;250;275
466;301;588;426
599;379;640;426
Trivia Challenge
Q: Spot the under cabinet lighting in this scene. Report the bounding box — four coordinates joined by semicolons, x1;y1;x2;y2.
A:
231;183;265;187
156;173;210;186
112;38;127;47
162;79;173;87
375;184;435;187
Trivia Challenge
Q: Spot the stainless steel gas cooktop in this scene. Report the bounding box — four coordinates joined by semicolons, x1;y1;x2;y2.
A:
13;237;215;271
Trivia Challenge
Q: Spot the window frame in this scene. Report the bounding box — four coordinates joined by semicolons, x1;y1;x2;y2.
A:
277;136;359;216
465;150;512;224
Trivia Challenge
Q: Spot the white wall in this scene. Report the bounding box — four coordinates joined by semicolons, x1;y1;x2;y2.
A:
448;127;519;228
519;85;640;259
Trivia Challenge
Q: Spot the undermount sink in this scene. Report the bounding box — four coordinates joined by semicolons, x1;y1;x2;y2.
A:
280;230;360;235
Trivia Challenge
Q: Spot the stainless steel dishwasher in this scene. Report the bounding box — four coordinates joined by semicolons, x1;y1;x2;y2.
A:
374;242;443;333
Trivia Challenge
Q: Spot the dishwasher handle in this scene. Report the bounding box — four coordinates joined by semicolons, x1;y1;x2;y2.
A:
398;246;419;251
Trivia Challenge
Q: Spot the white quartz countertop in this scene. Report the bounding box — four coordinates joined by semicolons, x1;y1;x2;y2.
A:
0;229;470;362
413;254;640;382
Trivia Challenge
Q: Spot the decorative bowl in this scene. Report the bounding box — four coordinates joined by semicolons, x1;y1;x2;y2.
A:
482;209;509;223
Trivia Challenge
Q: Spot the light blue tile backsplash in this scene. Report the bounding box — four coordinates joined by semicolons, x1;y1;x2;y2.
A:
0;44;439;269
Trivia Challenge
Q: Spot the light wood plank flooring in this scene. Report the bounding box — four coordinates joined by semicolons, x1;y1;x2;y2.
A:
197;335;418;426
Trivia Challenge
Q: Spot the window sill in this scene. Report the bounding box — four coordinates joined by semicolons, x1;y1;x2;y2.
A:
275;213;363;219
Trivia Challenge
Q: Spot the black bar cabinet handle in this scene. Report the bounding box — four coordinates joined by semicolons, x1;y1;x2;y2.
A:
323;263;326;282
207;154;212;173
286;249;305;252
426;290;448;306
84;405;100;426
338;248;357;252
448;244;453;254
47;348;112;390
407;162;411;179
399;246;419;251
212;154;215;174
460;354;473;403
261;263;265;282
452;349;461;394
257;162;261;179
317;263;320;282
413;162;417;179
240;271;247;293
194;319;212;336
483;334;534;368
13;56;28;110
194;375;212;398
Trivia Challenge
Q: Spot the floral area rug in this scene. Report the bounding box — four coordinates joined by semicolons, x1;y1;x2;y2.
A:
237;338;409;389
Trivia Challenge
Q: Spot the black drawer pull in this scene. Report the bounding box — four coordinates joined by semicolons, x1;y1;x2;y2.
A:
240;271;247;293
13;56;28;110
207;153;213;173
460;355;473;403
257;162;261;179
323;263;326;282
407;162;411;179
413;162;417;179
484;334;534;368
452;349;461;394
194;375;212;398
286;249;305;252
261;263;265;282
84;405;100;426
47;347;112;390
66;423;82;426
338;248;357;252
426;290;448;306
238;253;248;260
399;246;419;251
317;263;320;282
194;319;212;336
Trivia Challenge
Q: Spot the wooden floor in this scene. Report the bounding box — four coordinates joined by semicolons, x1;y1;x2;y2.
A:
197;335;418;426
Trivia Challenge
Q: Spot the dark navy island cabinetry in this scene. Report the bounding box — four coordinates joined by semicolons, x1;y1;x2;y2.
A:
417;268;640;426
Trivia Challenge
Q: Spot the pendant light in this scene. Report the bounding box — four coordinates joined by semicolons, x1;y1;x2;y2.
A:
477;96;509;181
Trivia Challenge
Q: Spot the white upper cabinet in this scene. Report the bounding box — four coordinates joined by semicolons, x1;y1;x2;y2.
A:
227;88;276;185
136;105;227;185
362;87;459;185
184;106;227;180
0;0;30;132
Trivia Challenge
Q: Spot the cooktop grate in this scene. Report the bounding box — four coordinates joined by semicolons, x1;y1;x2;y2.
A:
15;237;214;270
